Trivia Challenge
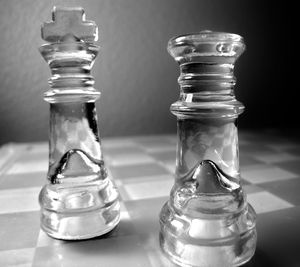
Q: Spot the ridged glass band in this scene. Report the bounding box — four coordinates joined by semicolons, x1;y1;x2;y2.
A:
39;43;100;103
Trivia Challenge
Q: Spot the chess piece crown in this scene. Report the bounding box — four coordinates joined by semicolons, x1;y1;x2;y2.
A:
40;7;100;103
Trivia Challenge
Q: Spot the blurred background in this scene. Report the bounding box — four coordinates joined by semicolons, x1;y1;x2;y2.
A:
0;0;292;145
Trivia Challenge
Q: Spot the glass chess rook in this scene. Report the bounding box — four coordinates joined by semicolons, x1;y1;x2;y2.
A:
159;31;257;267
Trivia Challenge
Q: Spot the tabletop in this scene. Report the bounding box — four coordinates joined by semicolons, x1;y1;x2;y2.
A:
0;131;300;267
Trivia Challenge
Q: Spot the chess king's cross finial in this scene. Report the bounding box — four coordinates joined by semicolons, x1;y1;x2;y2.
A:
41;6;98;43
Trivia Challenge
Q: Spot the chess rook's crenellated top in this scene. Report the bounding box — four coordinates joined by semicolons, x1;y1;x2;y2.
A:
41;7;98;43
168;31;246;120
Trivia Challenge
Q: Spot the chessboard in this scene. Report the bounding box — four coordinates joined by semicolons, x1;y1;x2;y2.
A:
0;130;300;267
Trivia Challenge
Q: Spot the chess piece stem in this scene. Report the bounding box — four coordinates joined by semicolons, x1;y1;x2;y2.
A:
159;31;257;266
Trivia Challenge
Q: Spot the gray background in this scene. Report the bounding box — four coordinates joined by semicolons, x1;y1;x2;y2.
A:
0;0;291;145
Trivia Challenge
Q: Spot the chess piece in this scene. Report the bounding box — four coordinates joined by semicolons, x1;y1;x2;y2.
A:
159;31;257;266
38;7;120;240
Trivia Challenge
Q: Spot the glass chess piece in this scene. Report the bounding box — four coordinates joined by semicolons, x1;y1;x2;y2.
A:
159;31;257;266
38;7;120;240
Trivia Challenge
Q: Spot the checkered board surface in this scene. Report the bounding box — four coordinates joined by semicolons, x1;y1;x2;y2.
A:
1;131;300;267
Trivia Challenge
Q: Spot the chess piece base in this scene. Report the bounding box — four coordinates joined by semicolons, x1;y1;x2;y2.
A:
159;202;256;267
39;178;120;240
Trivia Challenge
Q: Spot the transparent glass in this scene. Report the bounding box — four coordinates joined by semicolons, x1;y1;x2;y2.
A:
159;31;256;266
38;7;120;240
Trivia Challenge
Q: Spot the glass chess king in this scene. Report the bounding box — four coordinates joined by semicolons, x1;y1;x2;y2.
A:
38;7;120;240
159;31;257;266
